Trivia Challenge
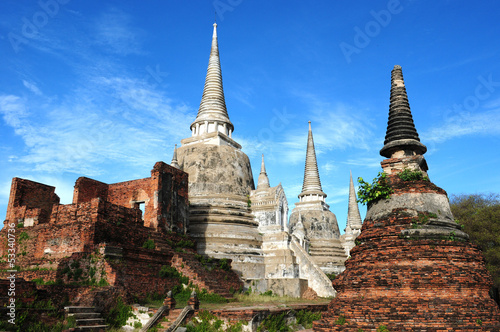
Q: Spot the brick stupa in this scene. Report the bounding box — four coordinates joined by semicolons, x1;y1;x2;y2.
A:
314;65;500;331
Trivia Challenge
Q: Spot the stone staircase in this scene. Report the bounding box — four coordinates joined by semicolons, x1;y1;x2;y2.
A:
65;306;108;331
171;252;238;298
290;237;336;298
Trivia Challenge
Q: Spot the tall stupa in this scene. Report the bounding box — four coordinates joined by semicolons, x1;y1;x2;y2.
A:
175;23;263;280
289;122;347;275
314;65;500;331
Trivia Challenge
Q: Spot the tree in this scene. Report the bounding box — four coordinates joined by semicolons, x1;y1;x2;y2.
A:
450;193;500;305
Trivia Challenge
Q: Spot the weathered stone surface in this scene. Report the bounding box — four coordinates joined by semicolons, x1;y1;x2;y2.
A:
176;143;264;280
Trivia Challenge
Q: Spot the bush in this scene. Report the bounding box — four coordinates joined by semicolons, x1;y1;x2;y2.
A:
398;168;428;181
106;297;132;328
219;258;231;271
142;239;155;250
295;310;321;329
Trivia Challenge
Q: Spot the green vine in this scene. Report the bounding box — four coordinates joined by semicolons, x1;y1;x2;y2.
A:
357;172;393;205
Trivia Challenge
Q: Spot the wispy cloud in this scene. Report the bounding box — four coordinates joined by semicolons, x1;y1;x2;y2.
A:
0;72;193;176
22;80;42;95
272;98;376;164
424;108;500;143
343;157;381;168
93;8;144;56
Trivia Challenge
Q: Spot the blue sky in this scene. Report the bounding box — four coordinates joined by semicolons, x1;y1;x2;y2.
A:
1;1;499;233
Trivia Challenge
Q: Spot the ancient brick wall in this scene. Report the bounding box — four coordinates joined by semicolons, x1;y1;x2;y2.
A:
73;177;109;203
152;161;189;233
5;178;60;226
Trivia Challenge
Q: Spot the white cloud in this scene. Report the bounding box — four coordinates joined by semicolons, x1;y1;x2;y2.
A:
93;8;143;56
424;108;500;143
0;71;194;176
22;80;42;96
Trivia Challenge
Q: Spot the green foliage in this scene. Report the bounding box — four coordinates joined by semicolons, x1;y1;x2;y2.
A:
105;297;133;328
142;239;155;249
199;288;228;303
134;321;143;328
377;325;389;332
16;222;24;228
186;310;244;332
261;290;274;297
398;168;429;182
219;258;231;271
159;265;181;278
295;310;321;329
357;172;393;205
334;314;347;325
257;311;290;332
18;231;29;242
325;273;337;281
176;239;195;249
450;193;500;294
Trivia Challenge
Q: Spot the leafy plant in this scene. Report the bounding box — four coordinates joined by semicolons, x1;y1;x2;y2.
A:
142;239;155;249
398;168;429;181
257;311;290;332
219;258;231;271
18;231;29;242
335;314;347;325
105;297;132;328
357;172;393;205
295;310;321;329
325;273;337;281
377;325;389;332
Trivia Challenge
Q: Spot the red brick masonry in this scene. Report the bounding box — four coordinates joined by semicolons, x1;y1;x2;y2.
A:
314;175;500;331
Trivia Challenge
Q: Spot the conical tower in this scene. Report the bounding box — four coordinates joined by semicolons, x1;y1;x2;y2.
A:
289;122;347;275
170;144;179;169
256;154;270;190
314;66;500;331
175;24;262;281
185;22;238;148
380;65;427;158
340;171;363;256
298;122;326;202
346;171;362;232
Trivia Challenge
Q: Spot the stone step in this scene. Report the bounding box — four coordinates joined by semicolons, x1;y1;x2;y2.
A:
76;318;106;326
74;324;108;331
69;312;102;319
65;306;96;313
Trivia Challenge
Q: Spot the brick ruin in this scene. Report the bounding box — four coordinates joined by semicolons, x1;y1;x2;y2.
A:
313;66;500;331
0;161;242;310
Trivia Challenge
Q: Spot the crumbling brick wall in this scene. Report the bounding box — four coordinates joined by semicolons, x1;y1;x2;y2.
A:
5;178;60;226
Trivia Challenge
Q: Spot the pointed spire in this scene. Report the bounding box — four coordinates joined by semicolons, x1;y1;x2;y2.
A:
346;171;362;231
257;154;270;189
170;144;179;168
380;65;427;158
299;121;326;201
190;23;234;136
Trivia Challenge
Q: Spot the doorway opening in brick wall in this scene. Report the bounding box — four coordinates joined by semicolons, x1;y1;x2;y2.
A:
134;201;146;220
